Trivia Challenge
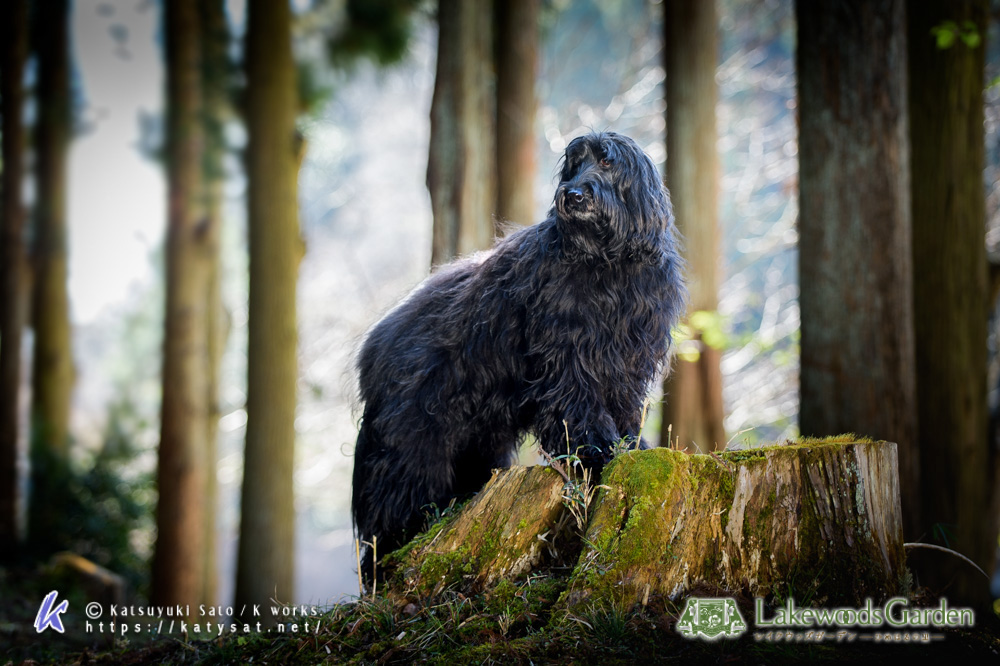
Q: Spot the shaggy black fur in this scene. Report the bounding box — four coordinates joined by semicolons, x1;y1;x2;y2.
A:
352;131;686;570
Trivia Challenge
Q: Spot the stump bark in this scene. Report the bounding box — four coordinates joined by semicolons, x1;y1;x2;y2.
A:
386;465;573;594
388;439;907;608
564;439;906;609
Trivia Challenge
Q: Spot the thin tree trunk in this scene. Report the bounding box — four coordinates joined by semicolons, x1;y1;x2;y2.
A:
0;0;29;558
151;0;209;615
29;0;75;551
235;0;300;618
427;0;496;266
198;0;230;608
31;0;74;459
796;0;919;538
495;0;538;228
661;0;725;453
908;0;993;605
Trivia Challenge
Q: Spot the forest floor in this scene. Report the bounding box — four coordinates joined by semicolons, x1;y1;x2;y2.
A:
3;564;999;665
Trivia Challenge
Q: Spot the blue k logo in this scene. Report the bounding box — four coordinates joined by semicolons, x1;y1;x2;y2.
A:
34;590;69;634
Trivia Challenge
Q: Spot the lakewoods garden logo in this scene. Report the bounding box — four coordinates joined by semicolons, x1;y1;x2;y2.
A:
677;596;976;643
676;598;748;640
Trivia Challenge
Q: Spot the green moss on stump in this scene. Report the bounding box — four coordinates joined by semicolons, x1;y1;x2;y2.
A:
562;439;905;611
387;466;569;594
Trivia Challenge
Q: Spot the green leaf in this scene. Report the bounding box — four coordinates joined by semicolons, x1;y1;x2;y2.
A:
688;310;728;350
931;19;981;50
960;31;980;48
933;27;956;49
671;322;693;344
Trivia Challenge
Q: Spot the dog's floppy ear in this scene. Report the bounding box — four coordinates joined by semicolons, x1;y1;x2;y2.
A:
557;135;588;184
609;134;674;259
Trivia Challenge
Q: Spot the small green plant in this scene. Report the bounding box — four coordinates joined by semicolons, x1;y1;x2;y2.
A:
28;397;155;596
575;602;631;645
610;434;643;458
536;439;605;534
561;466;603;532
497;609;515;636
421;496;460;529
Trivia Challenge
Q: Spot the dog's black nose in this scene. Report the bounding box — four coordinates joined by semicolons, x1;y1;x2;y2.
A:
556;184;593;217
560;186;590;212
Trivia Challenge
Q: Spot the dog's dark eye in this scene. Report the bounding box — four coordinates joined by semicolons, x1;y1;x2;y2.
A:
600;157;613;168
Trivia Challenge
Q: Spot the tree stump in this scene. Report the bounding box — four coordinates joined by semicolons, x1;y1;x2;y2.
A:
50;552;126;608
563;439;906;610
388;439;907;608
386;465;572;594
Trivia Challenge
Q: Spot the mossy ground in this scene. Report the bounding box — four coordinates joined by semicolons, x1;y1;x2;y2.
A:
36;581;1000;665
9;437;998;663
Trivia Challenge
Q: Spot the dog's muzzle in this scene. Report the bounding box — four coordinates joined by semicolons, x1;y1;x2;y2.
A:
557;184;594;216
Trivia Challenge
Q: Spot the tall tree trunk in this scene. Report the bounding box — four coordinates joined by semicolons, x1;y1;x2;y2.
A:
494;0;538;228
0;0;29;558
151;0;209;616
796;0;919;537
29;0;75;551
235;0;300;618
198;0;230;608
908;0;993;605
427;0;496;266
660;0;725;453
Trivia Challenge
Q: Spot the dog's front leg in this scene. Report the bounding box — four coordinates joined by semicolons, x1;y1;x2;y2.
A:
610;395;653;451
534;391;621;470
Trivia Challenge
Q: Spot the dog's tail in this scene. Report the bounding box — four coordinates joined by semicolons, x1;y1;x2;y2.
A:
351;416;370;525
353;414;403;583
353;408;450;584
352;415;375;577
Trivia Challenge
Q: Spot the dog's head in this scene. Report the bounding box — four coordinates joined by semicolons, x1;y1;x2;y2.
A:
553;132;674;262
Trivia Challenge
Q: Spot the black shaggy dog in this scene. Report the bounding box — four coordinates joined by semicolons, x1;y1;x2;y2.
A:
352;131;686;568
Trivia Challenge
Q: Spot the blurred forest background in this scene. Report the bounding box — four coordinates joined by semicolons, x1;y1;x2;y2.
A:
1;0;999;649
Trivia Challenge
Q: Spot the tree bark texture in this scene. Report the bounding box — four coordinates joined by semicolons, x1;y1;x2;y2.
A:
661;0;725;453
387;466;570;594
0;0;29;557
796;0;919;537
30;0;75;461
392;441;907;609
29;0;75;550
427;0;497;266
563;442;906;609
198;0;230;608
907;0;994;605
235;0;300;618
152;0;209;616
495;0;538;228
